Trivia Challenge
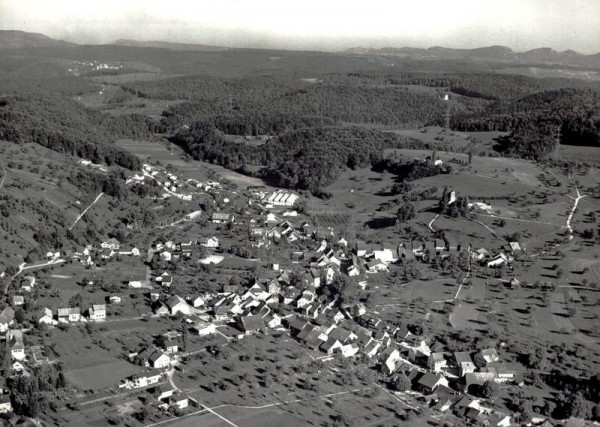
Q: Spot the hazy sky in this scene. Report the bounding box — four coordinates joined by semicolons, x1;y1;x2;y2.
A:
1;0;599;53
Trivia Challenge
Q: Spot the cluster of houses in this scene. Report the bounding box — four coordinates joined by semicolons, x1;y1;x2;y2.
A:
128;261;520;426
70;238;141;266
119;371;196;413
0;300;107;382
37;304;107;325
153;240;194;263
131;164;193;201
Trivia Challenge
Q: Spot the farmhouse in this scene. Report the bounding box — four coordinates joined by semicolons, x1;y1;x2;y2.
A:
200;236;219;248
191;319;216;336
100;238;120;250
58;307;81;323
417;372;449;394
454;352;477;376
165;296;193;316
88;304;106;321
38;307;57;325
471;248;490;261
428;352;447;371
128;279;145;288
478;348;499;364
365;259;389;273
120;372;164;390
237;315;265;335
339;342;360;357
373;247;397;263
148;351;171;369
164;338;179;354
8;330;25;360
486;253;511;268
380;347;402;375
0;395;13;414
0;307;15;332
211;212;234;223
137;348;171;369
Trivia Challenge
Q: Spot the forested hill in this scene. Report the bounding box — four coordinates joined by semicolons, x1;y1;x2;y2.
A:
0;92;152;169
450;88;600;159
124;74;473;130
171;123;435;191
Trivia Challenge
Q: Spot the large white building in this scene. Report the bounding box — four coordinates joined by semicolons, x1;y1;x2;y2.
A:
264;191;299;207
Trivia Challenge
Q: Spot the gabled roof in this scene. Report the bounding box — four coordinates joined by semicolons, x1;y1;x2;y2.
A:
288;316;309;332
0;307;15;324
211;212;232;221
149;350;169;363
165;295;187;309
58;307;80;316
429;352;445;363
240;315;264;332
454;351;474;364
418;372;445;389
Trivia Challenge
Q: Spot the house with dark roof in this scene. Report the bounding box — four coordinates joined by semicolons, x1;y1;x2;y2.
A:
454;351;476;377
0;307;15;332
417;372;449;394
237;315;265;335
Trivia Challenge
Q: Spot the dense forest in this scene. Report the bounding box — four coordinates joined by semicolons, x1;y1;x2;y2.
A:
322;71;599;101
124;74;479;130
451;88;600;159
171;123;434;191
126;71;600;165
0;92;151;169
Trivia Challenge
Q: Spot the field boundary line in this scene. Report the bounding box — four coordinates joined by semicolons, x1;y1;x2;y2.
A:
70;192;104;230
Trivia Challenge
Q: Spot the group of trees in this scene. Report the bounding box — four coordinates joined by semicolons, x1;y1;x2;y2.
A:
0;92;149;170
376;157;450;183
439;187;469;217
172;123;429;191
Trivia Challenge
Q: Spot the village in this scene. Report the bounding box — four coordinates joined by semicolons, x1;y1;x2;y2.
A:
2;148;595;427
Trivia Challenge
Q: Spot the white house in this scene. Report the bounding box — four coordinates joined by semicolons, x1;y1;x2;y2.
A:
189;296;205;308
8;330;25;361
38;308;57;325
109;295;122;304
149;351;171;369
101;238;121;251
58;307;81;323
201;237;219;248
165;296;193;316
339;343;360;358
88;304;106;321
0;395;13;413
191;319;216;336
428;352;447;371
487;253;510;268
0;307;15;332
373;248;397;264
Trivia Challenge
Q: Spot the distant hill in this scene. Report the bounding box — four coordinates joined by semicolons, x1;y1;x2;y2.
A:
113;39;228;52
345;45;600;68
0;30;75;49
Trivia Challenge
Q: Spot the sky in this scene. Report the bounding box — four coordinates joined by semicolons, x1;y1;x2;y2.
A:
0;0;599;53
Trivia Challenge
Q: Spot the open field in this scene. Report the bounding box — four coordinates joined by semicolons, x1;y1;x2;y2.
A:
558;144;600;165
116;139;268;188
